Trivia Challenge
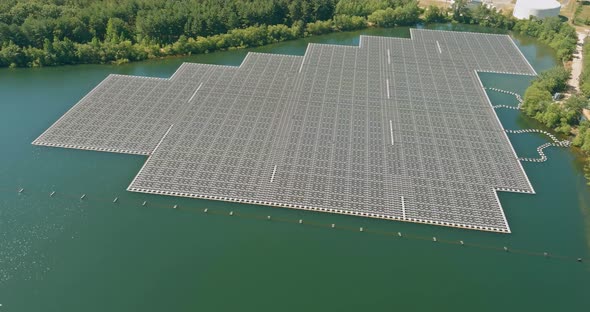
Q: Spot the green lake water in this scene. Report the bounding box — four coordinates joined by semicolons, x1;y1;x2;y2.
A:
0;25;589;311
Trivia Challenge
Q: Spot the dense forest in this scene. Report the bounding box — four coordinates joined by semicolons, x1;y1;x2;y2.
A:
0;0;414;67
0;0;578;68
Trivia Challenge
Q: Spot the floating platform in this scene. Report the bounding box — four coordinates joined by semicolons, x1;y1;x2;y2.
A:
33;29;538;233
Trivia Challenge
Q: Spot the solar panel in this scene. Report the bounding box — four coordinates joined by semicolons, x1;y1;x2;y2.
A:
34;30;537;233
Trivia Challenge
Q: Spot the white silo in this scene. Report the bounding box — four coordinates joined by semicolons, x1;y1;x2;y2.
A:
513;0;561;20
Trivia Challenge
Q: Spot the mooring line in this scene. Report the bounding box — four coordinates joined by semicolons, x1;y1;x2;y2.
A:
0;185;585;264
484;87;572;163
505;129;571;163
485;87;523;110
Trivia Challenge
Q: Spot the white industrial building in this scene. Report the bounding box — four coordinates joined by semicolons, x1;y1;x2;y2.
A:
513;0;561;20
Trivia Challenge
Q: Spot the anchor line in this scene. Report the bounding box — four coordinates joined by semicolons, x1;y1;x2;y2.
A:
505;129;571;163
0;184;585;263
485;87;523;110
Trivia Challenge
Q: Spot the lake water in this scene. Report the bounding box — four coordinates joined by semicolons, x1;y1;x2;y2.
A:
0;25;588;311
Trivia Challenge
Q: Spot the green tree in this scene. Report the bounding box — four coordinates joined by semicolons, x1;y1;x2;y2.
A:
306;20;333;35
423;5;447;24
451;0;471;23
105;18;130;43
333;14;366;30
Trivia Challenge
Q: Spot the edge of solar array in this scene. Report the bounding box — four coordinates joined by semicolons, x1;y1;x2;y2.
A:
475;70;536;195
507;35;538;76
32;73;169;151
409;28;513;38
126;185;512;233
31;141;150;155
32;74;115;147
409;28;537;77
32;32;541;234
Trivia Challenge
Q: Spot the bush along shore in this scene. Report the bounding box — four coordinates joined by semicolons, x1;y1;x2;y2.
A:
0;0;577;68
516;16;590;183
571;37;590;181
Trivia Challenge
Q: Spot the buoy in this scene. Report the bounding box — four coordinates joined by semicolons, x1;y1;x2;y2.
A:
229;211;234;216
204;208;208;213
359;227;364;232
331;224;335;228
267;215;271;220
113;197;118;203
142;201;147;206
18;188;24;193
504;246;509;252
460;240;464;246
80;194;86;200
299;219;303;224
397;232;402;237
173;205;178;209
433;237;437;242
50;191;55;197
543;252;548;257
577;258;583;262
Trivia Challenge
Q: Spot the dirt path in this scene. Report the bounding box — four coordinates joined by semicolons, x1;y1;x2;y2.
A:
568;32;587;93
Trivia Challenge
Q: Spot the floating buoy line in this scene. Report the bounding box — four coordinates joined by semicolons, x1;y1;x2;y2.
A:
487;86;523;110
505;128;571;162
0;89;585;264
487;87;572;163
0;184;586;264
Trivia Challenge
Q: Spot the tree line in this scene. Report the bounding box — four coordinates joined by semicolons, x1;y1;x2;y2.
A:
518;15;584;135
572;38;590;180
521;67;583;135
518;27;590;184
0;0;578;68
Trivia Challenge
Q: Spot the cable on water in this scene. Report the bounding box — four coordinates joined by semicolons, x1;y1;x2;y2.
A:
0;184;586;264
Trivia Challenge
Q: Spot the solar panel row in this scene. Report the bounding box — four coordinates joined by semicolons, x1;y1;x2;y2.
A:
34;29;537;233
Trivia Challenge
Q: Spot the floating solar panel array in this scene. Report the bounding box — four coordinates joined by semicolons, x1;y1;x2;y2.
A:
34;29;538;233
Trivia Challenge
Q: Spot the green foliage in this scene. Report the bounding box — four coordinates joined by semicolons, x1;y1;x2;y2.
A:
512;17;577;62
0;0;340;67
573;1;590;26
580;38;590;97
535;102;579;133
521;66;570;119
522;67;584;135
470;4;514;29
450;0;470;23
333;14;366;30
534;66;571;94
105;18;131;43
305;20;333;35
335;0;413;17
572;36;590;157
367;1;421;27
0;0;337;47
0;1;578;68
521;85;552;117
573;121;590;152
423;5;448;24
